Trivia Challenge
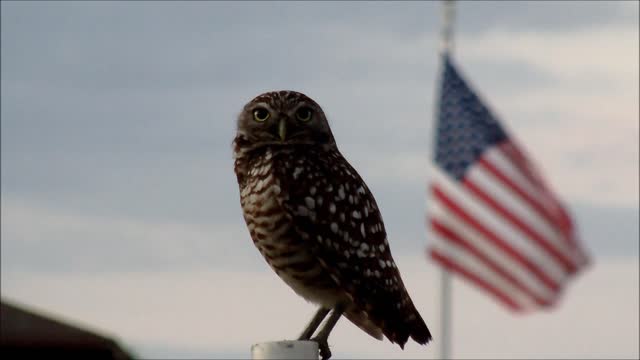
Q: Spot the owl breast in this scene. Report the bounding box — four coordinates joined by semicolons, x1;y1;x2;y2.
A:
236;147;348;308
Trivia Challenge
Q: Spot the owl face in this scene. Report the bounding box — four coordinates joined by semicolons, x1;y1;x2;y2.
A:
236;90;336;149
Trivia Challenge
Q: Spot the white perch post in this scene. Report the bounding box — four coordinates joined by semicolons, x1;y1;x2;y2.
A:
251;340;319;360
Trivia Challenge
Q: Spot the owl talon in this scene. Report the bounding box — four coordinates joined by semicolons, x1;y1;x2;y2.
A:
309;306;343;360
312;337;331;360
298;307;330;340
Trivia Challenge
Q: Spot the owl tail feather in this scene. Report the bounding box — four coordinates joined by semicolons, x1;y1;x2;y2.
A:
344;310;384;341
409;311;433;345
344;307;432;349
385;306;433;349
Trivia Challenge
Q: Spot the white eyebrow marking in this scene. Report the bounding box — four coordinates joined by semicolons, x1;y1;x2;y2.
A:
249;102;274;112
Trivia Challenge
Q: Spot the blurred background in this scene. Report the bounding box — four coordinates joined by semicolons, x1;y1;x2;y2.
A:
1;1;638;359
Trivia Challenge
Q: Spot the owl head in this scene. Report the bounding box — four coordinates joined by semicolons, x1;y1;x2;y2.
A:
235;90;336;151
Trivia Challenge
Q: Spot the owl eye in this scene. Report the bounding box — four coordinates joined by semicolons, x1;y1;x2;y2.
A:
253;108;270;122
296;107;313;122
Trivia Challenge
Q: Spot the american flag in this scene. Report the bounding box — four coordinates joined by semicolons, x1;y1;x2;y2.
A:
427;54;590;311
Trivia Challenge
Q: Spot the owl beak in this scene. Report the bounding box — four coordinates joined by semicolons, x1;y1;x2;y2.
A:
278;118;287;141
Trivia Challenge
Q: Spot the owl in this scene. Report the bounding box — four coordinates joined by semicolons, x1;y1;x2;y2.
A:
233;90;431;359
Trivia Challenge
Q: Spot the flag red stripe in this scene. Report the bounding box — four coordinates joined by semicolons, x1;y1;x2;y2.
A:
499;141;548;191
432;185;561;291
478;157;571;237
498;142;564;213
557;205;584;250
479;156;587;263
462;178;578;274
428;248;523;311
500;142;557;210
499;142;574;230
431;219;552;306
498;142;577;238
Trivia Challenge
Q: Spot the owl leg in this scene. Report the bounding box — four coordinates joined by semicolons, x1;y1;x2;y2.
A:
298;307;330;340
311;306;344;360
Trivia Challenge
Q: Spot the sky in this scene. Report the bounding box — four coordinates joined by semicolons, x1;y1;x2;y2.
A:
1;1;638;359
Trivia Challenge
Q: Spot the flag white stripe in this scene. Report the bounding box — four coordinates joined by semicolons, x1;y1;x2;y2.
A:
485;147;589;265
429;235;537;310
484;147;562;218
429;198;557;301
483;147;587;266
468;163;582;266
430;165;568;283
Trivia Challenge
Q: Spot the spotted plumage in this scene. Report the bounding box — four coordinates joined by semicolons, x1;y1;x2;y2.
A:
233;90;431;357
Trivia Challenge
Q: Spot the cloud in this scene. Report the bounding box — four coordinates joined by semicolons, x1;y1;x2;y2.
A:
2;194;636;278
2;257;637;359
0;199;259;273
2;1;637;210
455;1;637;33
460;25;638;85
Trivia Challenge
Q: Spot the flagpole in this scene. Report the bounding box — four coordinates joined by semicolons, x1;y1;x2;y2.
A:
438;2;455;360
440;0;455;55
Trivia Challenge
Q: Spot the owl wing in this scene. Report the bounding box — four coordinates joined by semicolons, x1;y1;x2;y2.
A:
274;148;431;348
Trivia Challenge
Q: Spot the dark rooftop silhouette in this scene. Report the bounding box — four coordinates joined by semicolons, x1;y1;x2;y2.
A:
1;299;133;359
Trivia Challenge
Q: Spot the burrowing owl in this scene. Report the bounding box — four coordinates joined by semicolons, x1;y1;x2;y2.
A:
233;90;431;359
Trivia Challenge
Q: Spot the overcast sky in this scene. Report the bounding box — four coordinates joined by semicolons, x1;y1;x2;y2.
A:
1;1;638;359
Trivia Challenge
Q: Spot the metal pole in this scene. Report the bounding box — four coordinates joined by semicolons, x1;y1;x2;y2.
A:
439;270;452;360
440;0;455;55
438;2;455;360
